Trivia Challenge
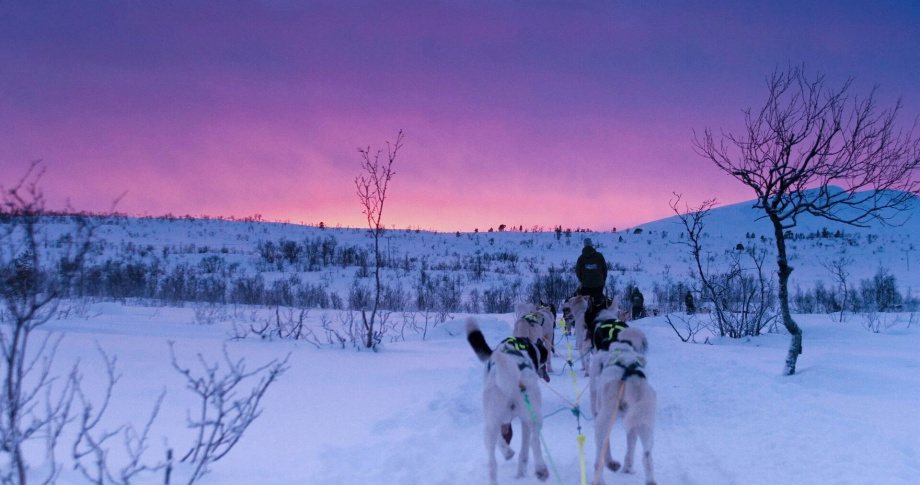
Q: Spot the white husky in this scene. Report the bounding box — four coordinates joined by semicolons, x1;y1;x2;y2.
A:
564;295;593;375
466;318;550;485
588;324;657;485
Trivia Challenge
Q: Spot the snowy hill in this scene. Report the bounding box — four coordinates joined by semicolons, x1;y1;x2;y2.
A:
61;187;920;312
637;187;920;240
2;191;919;484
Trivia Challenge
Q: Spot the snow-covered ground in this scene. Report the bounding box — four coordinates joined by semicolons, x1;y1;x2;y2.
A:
38;303;920;484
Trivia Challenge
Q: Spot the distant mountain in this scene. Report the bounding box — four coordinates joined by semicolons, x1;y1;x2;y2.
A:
636;188;920;240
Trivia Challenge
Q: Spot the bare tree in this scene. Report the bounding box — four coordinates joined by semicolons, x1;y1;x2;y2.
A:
820;256;853;322
355;130;404;350
694;65;920;375
0;162;96;484
669;195;728;331
670;194;776;338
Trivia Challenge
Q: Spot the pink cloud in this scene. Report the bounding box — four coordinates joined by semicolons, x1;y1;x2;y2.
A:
1;1;917;231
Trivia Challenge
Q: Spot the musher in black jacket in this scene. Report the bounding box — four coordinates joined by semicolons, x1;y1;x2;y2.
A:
575;238;608;324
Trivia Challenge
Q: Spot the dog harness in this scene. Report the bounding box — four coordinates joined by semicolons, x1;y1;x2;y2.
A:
592;319;629;351
614;361;646;381
606;349;647;381
499;337;540;371
523;313;542;326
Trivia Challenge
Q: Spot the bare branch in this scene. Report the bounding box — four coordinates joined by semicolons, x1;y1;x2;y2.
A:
1;162;100;481
169;342;290;484
71;344;166;485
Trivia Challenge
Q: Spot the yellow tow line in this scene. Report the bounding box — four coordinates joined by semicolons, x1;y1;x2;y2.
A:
558;318;588;485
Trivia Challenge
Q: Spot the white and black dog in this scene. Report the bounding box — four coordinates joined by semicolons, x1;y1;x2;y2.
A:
588;310;657;485
513;302;557;376
466;318;550;485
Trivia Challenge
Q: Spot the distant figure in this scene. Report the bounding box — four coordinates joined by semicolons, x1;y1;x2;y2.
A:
630;287;645;320
575;238;608;319
685;290;696;315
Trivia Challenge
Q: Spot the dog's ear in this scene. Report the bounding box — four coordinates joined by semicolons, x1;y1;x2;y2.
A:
626;329;649;354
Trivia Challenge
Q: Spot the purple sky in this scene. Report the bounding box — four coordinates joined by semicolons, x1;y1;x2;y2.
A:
2;1;918;231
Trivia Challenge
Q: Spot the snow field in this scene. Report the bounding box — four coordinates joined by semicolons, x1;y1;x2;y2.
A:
36;303;918;484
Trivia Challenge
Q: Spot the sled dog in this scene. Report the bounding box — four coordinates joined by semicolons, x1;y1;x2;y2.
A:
561;299;575;336
588;319;656;485
564;295;594;375
466;318;550;485
512;302;556;376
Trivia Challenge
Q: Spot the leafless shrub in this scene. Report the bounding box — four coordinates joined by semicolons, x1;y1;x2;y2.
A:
820;256;853;322
232;306;310;342
710;247;778;338
193;303;228;325
169;342;289;484
376;310;399;343
337;310;362;347
320;312;349;348
277;306;308;340
670;195;777;339
72;346;166;485
300;326;323;349
227;321;249;341
365;309;390;346
0;162;96;483
55;297;98;320
862;309;903;333
398;311;418;342
664;314;709;343
862;310;883;333
415;308;439;340
229;306;261;324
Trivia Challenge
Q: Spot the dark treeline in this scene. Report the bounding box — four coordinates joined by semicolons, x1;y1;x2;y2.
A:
22;226;917;316
792;267;919;314
62;235;581;314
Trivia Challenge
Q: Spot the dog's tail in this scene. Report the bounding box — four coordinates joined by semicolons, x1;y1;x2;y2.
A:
466;317;492;362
